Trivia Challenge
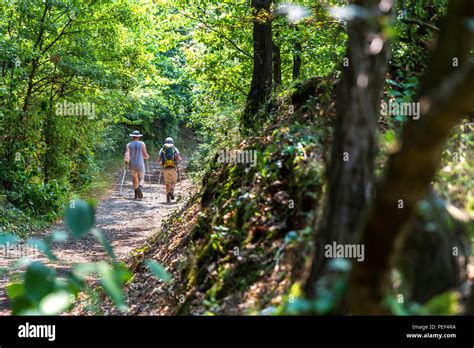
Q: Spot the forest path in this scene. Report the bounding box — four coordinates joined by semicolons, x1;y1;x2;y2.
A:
0;160;194;315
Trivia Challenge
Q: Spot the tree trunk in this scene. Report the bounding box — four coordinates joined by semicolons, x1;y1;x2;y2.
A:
467;284;474;314
272;42;282;85
22;59;39;113
242;0;273;133
22;2;49;115
347;0;474;314
305;0;391;297
292;41;302;80
398;191;471;304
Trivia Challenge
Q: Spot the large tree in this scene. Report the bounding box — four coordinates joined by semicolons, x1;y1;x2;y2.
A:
347;0;474;314
242;0;273;133
305;0;393;297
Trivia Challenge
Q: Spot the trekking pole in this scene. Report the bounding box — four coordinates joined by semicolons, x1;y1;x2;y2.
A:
119;167;127;194
157;168;162;185
146;159;152;189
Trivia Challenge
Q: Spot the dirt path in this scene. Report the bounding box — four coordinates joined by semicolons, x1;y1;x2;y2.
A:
0;161;193;315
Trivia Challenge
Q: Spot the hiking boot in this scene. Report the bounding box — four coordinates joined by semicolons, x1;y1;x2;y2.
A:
167;192;171;203
134;189;138;199
170;191;175;200
137;185;143;199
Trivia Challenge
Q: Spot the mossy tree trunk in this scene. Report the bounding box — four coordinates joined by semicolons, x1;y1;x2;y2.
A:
305;0;392;297
347;0;474;314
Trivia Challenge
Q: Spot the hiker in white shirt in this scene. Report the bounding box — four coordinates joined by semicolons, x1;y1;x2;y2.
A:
124;131;149;199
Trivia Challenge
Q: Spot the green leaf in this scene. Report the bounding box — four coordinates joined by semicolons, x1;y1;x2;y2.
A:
385;130;395;143
60;274;84;296
46;230;69;243
387;79;402;88
114;262;132;283
6;282;24;299
26;238;56;261
39;291;75;315
11;296;36;315
388;89;402;97
15;308;42;316
91;229;116;261
327;258;351;272
145;259;172;283
0;234;19;245
64;200;95;238
285;298;312;314
97;261;128;312
24;262;56;304
313;289;334;314
383;295;408;315
10;257;34;269
424;291;460;315
72;262;98;279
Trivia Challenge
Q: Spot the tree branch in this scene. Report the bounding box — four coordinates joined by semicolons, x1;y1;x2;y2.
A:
400;17;440;32
41;18;73;55
178;9;253;60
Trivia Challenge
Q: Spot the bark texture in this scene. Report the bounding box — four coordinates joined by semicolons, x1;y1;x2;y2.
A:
347;0;474;314
305;0;391;297
242;0;273;133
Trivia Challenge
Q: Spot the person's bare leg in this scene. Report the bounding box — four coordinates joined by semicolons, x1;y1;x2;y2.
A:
137;171;144;198
132;174;138;190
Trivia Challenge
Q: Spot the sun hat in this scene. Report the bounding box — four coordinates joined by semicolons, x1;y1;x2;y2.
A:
129;130;143;137
165;137;174;144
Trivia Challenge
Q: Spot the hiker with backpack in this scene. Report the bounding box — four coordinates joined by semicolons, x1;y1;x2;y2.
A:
159;137;181;203
124;131;150;199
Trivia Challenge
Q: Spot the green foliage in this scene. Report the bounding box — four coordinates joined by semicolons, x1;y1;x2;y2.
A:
7;261;78;315
145;259;172;283
423;291;460;315
4;202;131;315
278;259;350;315
96;261;131;313
391;0;448;81
382;295;426;316
435;122;474;214
64;200;95;239
180;85;330;311
0;0;190;234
